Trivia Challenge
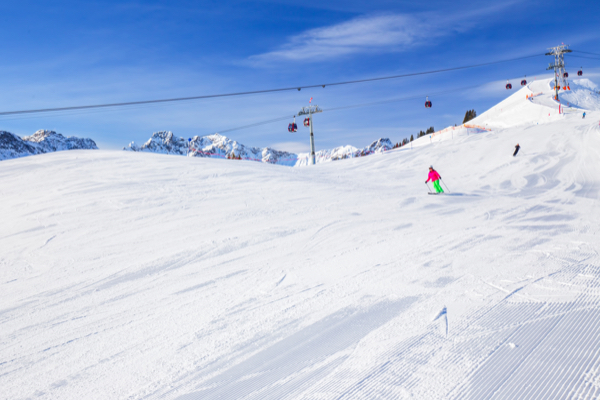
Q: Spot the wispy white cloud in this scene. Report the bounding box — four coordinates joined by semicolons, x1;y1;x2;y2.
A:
248;14;431;64
247;2;522;65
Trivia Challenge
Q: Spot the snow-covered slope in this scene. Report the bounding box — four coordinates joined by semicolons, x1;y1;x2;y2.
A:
2;88;600;399
0;129;98;161
466;78;600;131
125;131;393;166
559;78;600;110
407;77;600;151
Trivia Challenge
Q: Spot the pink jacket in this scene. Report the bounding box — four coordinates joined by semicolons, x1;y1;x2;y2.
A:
427;170;441;182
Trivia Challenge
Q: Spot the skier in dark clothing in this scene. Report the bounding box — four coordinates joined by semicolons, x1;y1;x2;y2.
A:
513;144;520;157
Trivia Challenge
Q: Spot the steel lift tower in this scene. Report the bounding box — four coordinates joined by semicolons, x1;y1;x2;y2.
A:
546;44;572;101
298;104;322;165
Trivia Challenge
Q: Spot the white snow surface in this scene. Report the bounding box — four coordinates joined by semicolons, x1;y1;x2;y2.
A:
2;86;600;399
558;79;600;111
458;78;600;131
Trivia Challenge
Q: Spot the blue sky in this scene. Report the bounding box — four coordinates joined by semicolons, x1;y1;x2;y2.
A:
0;0;599;152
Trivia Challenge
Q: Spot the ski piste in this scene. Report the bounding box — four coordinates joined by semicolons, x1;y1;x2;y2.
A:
2;77;600;400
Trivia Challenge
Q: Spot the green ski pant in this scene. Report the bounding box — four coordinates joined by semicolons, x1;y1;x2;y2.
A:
433;180;444;193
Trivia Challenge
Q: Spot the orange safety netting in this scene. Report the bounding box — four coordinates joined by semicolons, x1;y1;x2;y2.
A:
430;123;491;137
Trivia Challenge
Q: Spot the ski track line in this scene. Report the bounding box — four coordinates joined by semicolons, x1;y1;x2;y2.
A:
335;333;436;398
440;274;564;396
299;333;431;399
280;309;442;399
512;307;600;399
16;247;584;400
171;299;417;400
539;308;600;399
458;311;565;399
302;286;525;399
471;319;560;398
447;262;600;399
568;301;600;399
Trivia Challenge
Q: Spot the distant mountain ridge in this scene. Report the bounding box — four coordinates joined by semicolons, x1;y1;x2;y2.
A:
124;132;393;166
0;130;98;161
124;132;297;165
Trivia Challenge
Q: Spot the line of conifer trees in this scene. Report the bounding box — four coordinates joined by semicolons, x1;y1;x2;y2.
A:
392;108;477;149
393;126;436;148
463;109;477;123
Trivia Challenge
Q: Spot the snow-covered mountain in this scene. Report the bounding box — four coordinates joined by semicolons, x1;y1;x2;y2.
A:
124;132;298;166
0;129;98;161
124;131;393;166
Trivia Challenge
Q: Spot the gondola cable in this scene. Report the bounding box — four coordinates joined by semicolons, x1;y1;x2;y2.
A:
0;54;545;117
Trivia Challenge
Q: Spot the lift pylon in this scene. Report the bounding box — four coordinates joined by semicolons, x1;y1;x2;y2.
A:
297;104;322;165
546;44;572;101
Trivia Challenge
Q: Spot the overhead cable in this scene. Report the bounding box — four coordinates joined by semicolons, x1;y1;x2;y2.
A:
572;50;600;57
569;54;600;61
210;83;489;136
0;54;544;116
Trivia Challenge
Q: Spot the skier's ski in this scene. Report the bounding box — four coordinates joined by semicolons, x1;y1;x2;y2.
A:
428;192;445;195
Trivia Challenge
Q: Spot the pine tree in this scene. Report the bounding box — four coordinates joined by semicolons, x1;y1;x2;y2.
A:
410;134;414;142
463;109;477;124
462;110;470;123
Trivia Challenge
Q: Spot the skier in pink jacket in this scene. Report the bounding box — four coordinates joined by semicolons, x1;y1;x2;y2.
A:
426;166;444;193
